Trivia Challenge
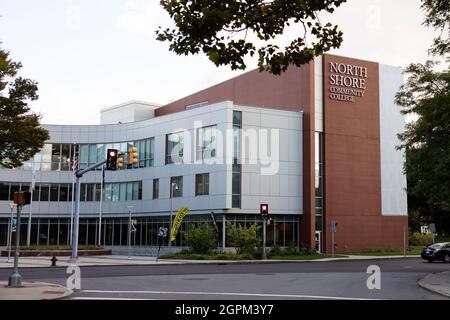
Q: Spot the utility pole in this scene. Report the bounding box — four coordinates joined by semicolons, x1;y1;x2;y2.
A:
8;191;31;288
260;204;268;260
127;206;134;259
7;203;16;263
26;165;36;246
169;182;178;247
98;165;105;246
9;204;23;287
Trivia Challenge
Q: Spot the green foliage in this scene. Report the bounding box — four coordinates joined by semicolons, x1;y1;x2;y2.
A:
226;221;261;254
396;61;450;213
408;209;431;232
409;232;433;246
421;0;450;56
156;0;346;75
0;44;49;168
184;222;217;254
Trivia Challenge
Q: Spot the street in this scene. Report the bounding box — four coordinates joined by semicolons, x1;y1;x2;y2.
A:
0;258;448;300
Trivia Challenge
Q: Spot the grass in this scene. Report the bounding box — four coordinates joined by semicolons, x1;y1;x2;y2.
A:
159;252;257;260
349;246;423;256
159;251;347;261
269;254;347;260
6;245;104;251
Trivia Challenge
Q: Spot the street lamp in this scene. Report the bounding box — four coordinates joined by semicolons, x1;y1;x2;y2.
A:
7;203;17;263
127;205;134;259
169;181;179;247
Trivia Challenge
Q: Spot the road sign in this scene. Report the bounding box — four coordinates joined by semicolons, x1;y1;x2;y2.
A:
428;223;436;233
158;227;168;238
12;218;17;232
331;220;337;233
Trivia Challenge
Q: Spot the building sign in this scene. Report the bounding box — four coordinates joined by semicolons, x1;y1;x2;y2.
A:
328;62;368;103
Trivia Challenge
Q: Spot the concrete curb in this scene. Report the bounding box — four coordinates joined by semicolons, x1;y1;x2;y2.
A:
0;281;73;300
418;271;450;298
0;255;421;269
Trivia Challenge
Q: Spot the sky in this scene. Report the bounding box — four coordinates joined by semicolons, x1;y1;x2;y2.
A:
0;0;439;125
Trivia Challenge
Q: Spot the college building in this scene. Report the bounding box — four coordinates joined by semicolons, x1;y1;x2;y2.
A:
0;54;408;253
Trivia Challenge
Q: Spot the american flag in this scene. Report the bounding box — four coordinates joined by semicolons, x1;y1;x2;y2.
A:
72;157;78;173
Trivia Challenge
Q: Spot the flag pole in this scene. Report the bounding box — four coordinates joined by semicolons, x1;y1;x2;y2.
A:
26;164;36;246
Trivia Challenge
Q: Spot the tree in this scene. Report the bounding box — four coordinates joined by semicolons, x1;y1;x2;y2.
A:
396;61;450;228
156;0;346;75
421;0;450;56
184;222;217;254
226;221;261;254
0;45;49;169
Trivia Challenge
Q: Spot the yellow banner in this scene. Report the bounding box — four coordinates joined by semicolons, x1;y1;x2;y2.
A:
170;207;189;242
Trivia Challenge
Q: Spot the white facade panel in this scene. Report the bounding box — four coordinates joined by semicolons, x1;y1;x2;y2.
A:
379;64;408;216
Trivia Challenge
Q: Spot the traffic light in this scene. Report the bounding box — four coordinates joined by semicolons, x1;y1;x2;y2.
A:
260;203;269;221
127;147;139;165
106;149;118;170
13;191;31;206
117;155;124;170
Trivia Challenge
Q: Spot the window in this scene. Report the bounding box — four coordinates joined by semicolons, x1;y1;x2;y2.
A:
95;183;101;201
126;183;133;201
61;144;71;171
51;144;61;171
153;179;159;199
50;184;59;201
41;144;52;171
195;173;209;196
59;184;69;202
0;183;9;201
170;176;183;198
166;132;184;164
120;183;126;201
87;184;95;202
112;183;120;202
196;125;217;161
132;182;139;200
40;184;50;201
79;144;89;170
232;111;242;208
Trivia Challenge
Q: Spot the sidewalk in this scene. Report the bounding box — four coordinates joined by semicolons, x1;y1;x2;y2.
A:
0;281;72;300
418;271;450;298
0;254;420;268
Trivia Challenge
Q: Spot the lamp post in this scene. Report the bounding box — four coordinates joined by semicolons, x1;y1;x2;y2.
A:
7;203;17;263
169;181;179;247
127;205;134;259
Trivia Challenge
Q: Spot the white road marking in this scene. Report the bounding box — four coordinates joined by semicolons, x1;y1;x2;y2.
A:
71;297;160;300
80;289;380;300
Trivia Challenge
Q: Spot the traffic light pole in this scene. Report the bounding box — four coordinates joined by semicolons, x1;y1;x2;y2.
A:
8;205;23;287
262;219;267;260
71;159;107;261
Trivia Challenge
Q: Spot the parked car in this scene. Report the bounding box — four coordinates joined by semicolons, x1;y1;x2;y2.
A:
421;242;450;263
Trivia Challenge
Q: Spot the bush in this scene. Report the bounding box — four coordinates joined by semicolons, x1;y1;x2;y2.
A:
184;223;217;254
269;245;283;257
226;222;261;255
409;232;433;246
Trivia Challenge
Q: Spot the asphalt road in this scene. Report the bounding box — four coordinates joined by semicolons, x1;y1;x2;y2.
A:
1;258;449;300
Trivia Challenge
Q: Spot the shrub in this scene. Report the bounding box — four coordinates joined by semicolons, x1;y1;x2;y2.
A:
269;245;282;257
226;222;261;255
409;231;433;246
184;223;217;254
